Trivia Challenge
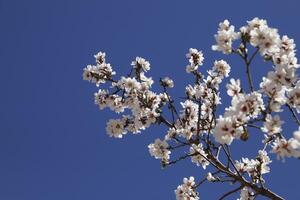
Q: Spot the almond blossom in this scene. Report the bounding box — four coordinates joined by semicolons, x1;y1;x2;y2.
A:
83;18;300;200
175;177;199;200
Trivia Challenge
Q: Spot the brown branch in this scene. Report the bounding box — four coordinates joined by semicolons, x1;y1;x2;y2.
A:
248;47;259;66
245;59;254;92
286;104;300;126
168;143;187;150
222;145;242;177
237;42;259;92
194;170;221;188
247;123;261;130
158;115;173;128
167;152;196;166
219;185;243;200
197;100;202;136
207;152;284;200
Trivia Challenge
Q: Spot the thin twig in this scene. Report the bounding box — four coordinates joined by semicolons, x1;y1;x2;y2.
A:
218;185;243;200
248;47;259;66
286;104;300;126
247;123;261;130
222;145;242;177
245;60;254;92
167;153;196;166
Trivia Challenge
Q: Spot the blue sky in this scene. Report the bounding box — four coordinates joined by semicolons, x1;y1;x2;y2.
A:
1;0;300;199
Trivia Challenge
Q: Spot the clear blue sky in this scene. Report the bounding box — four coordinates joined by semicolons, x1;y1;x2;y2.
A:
1;0;300;199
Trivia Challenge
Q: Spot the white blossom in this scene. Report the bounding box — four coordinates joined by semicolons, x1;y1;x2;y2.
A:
226;78;241;96
94;89;109;110
131;56;151;72
294;128;300;142
272;136;300;160
272;35;299;69
186;48;204;66
180;100;199;129
115;76;140;91
83;18;300;200
94;51;106;64
175;177;199;200
249;24;280;55
287;82;300;112
206;172;216;182
267;65;296;87
247;18;267;30
148;139;170;161
237;187;254;200
106;119;127;138
261;114;283;136
82;63;116;86
213;60;231;77
164;128;178;140
260;77;286;112
226;92;265;120
235;150;271;181
190;144;209;169
140;72;154;87
186;65;198;73
161;77;174;88
258;150;272;175
213;116;243;145
212;19;240;54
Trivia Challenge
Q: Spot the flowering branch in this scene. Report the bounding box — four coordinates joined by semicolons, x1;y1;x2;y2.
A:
83;18;300;200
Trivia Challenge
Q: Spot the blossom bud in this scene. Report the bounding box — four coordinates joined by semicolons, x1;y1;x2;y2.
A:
240;131;249;141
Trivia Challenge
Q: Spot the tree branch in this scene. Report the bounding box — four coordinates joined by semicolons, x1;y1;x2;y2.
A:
218;185;243;200
286;104;300;126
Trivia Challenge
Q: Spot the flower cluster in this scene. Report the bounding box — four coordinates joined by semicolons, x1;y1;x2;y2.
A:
175;177;199;200
84;54;169;138
148;138;170;163
190;144;209;169
244;18;280;56
214;92;264;144
82;52;116;86
271;128;300;160
226;78;241;97
252;18;300;113
235;150;271;183
131;57;151;72
212;20;240;54
161;77;174;88
186;48;204;73
287;82;300;112
261;114;283;136
106;119;127;138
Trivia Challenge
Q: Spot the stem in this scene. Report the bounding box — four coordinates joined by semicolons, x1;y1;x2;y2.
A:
158;115;173;128
161;84;183;125
222;145;241;176
247;123;261;130
219;185;243;200
248;48;259;66
286;104;300;126
194;170;221;188
197;100;202;136
245;60;254;92
238;43;259;92
167;153;196;166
